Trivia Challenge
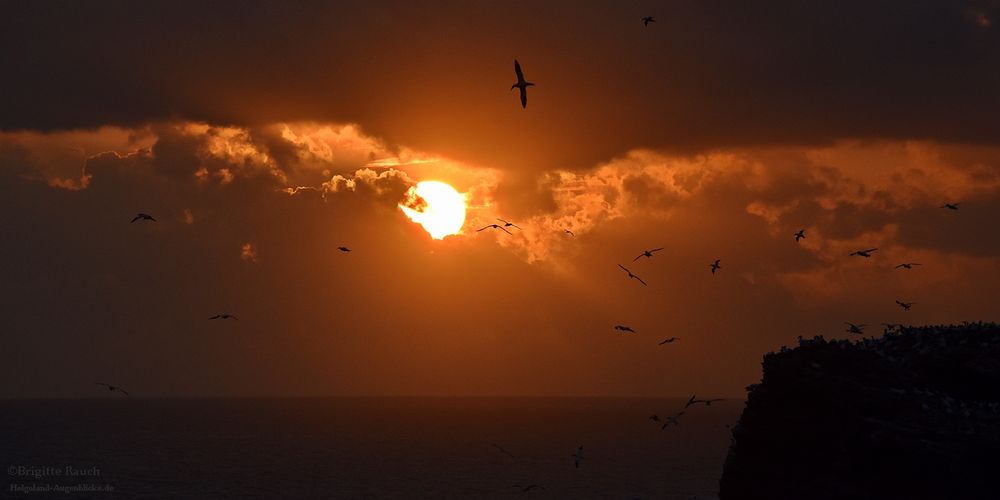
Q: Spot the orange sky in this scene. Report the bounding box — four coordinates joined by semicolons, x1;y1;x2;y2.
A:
1;0;999;398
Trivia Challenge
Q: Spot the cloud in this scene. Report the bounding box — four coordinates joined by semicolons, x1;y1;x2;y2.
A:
3;1;999;170
2;119;999;398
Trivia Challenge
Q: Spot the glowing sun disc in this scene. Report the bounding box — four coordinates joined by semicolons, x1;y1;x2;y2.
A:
399;181;466;239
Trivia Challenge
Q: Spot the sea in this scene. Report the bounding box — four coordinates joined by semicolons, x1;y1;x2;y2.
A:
1;397;739;499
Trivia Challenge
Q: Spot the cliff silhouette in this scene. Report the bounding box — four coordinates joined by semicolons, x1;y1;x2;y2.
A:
719;322;1000;500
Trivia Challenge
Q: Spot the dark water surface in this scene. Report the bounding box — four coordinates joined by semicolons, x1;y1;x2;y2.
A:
1;398;738;499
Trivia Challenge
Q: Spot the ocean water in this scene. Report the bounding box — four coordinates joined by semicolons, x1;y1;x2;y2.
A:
1;398;739;499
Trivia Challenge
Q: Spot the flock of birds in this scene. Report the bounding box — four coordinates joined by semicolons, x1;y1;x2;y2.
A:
89;15;973;498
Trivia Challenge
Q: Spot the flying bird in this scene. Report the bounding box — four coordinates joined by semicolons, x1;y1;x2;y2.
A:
572;446;584;468
794;230;805;242
510;59;535;109
618;264;648;286
642;16;655;26
895;300;915;311
209;314;238;320
849;248;878;258
492;444;516;458
478;224;513;235
337;246;351;252
94;382;128;396
564;229;575;237
940;202;960;210
513;484;545;493
497;218;521;230
662;411;684;428
614;325;636;333
895;262;921;270
633;247;664;261
710;259;722;274
130;213;155;223
686;397;724;407
844;322;867;335
658;337;678;345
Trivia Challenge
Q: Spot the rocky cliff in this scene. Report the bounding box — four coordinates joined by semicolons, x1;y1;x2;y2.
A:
719;322;1000;500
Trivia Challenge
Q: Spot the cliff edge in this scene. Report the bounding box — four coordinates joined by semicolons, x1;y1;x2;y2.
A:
719;322;1000;500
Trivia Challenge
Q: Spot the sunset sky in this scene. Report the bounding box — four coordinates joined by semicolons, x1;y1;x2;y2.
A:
2;0;999;398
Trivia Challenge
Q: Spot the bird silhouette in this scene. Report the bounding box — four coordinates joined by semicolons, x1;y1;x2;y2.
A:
642;16;655;26
614;325;636;333
849;248;878;258
513;484;545;493
940;202;960;210
686;396;724;407
895;300;915;311
895;262;921;269
710;259;722;274
572;446;584;468
209;314;238;320
497;218;521;230
564;229;575;237
478;224;513;235
130;213;155;223
511;60;535;109
633;247;664;261
658;337;678;345
662;411;684;428
337;246;351;252
492;444;516;458
618;264;648;286
844;322;867;334
94;382;128;396
794;230;805;242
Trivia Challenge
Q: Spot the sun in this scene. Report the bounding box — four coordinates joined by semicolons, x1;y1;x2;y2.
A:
399;181;467;239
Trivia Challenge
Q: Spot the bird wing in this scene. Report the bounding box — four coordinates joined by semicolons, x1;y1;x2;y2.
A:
497;218;509;224
635;275;647;286
500;226;513;235
519;87;527;108
95;382;109;387
865;248;878;253
514;59;524;81
209;315;220;319
130;216;140;223
119;388;129;396
651;248;664;252
618;264;629;273
633;254;644;262
477;226;490;232
658;339;668;345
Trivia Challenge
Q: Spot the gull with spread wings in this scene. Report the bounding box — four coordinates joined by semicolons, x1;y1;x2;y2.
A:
510;60;535;109
618;264;648;286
